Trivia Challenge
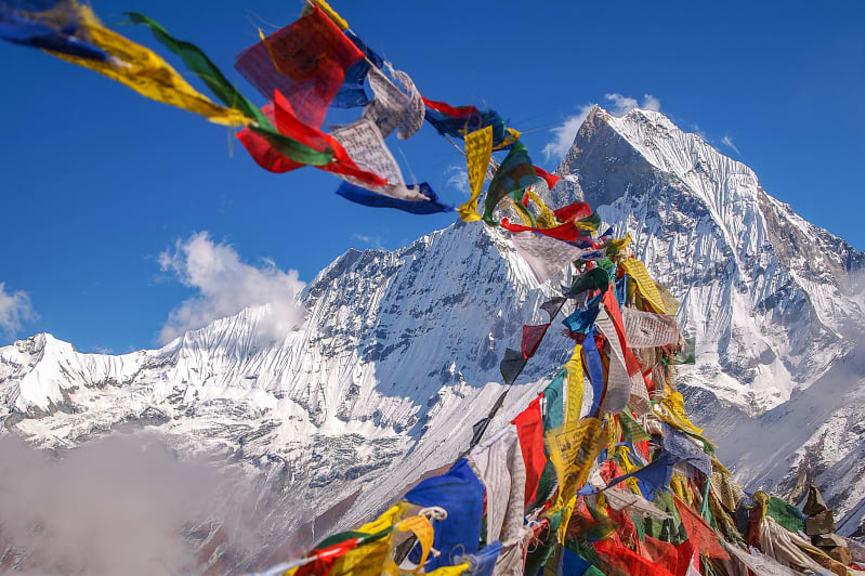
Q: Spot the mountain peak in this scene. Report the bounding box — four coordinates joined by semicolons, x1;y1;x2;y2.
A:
550;104;865;417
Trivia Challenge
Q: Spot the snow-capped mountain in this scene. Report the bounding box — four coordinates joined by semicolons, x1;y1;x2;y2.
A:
2;106;864;570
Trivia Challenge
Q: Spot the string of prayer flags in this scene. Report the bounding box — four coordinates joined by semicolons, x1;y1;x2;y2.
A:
404;459;484;570
457;126;494;223
562;302;601;335
47;6;254;128
501;217;596;244
0;0;107;59
602;288;651;416
594;308;635;414
295;538;362;576
308;0;350;30
235;5;363;128
594;535;676;576
331;118;428;200
658;392;705;436
125;12;267;126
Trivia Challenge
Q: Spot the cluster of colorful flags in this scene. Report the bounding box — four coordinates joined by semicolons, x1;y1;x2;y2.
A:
0;0;531;216
4;3;859;576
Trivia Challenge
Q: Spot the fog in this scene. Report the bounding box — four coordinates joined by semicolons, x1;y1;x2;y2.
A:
0;434;285;575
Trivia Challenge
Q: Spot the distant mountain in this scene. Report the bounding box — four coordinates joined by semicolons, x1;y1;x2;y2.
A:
3;106;864;571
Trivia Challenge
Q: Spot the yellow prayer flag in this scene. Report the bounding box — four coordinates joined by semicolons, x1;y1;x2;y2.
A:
332;504;406;576
424;563;470;576
50;5;249;127
558;494;578;542
545;417;603;505
312;0;350;30
492;127;521;150
564;344;585;426
526;189;558;229
621;259;666;314
457;126;493;222
384;515;434;575
657;392;704;436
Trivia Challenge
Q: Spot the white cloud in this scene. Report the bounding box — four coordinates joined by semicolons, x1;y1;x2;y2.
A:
604;93;661;116
0;282;33;337
542;104;595;161
158;232;305;344
641;94;662;112
352;233;385;250
444;164;469;196
722;135;741;155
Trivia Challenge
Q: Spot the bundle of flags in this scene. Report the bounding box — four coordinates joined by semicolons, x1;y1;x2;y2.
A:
1;0;528;216
244;187;862;576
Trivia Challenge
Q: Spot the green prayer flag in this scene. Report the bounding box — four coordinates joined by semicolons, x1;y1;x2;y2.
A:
767;496;805;533
482;141;541;224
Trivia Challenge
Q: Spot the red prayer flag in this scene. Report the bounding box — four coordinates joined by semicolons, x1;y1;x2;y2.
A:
500;218;593;243
295;538;360;576
533;166;560;190
421;96;479;118
235;6;363;128
553;202;592;223
237;91;386;186
674;496;729;560
521;324;550;359
512;395;546;505
603;288;643;377
637;536;681;576
595;535;676;576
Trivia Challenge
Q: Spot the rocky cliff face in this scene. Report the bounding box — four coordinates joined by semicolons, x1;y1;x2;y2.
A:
2;107;864;571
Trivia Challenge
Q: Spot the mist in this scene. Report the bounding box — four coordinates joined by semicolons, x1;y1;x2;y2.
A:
0;434;290;575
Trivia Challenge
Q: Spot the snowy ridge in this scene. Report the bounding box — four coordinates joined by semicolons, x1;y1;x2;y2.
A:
3;107;865;567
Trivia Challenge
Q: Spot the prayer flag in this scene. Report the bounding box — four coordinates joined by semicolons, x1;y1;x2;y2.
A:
235;5;363;127
404;459;485;570
457;126;494;222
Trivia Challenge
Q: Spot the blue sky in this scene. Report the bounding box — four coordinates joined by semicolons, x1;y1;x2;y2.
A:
1;0;863;351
